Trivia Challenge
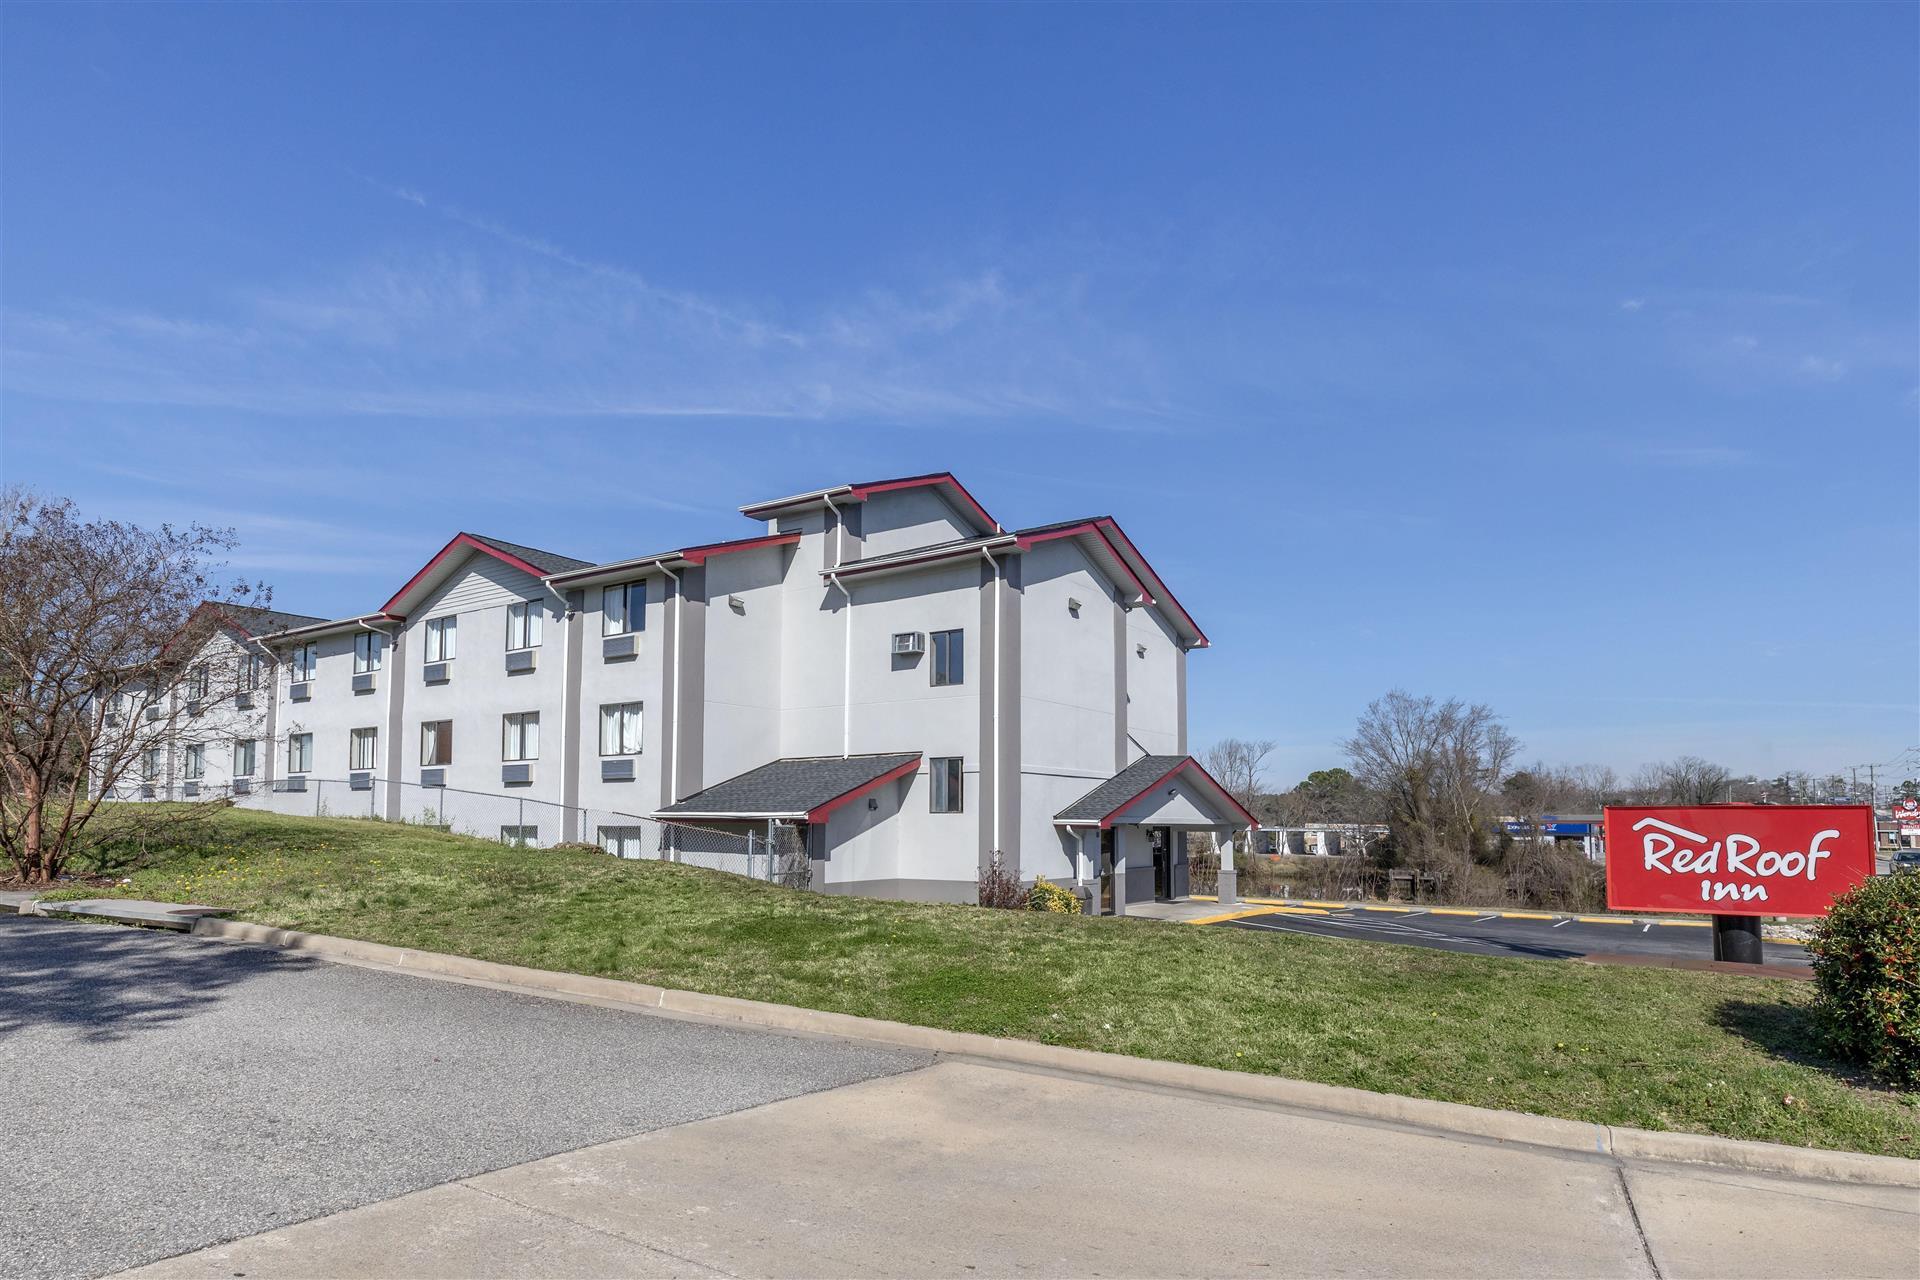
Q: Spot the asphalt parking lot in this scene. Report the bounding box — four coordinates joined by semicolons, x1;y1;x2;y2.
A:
0;915;930;1280
1210;903;1813;967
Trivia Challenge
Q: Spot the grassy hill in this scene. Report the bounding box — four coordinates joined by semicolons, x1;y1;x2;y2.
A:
41;808;1920;1158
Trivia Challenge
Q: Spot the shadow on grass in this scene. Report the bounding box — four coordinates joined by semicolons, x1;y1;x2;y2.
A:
0;915;318;1043
1715;996;1885;1089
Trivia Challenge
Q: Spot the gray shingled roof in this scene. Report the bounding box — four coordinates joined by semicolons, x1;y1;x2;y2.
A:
467;532;595;575
658;753;921;818
204;601;330;636
1055;755;1192;822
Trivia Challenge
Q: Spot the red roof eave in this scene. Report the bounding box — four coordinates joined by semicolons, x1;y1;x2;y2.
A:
1015;522;1156;606
1092;519;1209;648
381;533;552;615
849;473;999;534
678;531;801;566
805;756;924;823
1097;758;1258;830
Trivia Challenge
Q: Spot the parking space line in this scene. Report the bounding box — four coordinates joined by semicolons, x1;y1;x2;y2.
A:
1551;918;1572;928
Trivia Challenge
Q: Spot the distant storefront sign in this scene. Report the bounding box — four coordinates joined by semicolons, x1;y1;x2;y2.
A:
1603;804;1875;918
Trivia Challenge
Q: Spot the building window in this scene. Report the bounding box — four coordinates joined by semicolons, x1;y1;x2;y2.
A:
350;727;379;771
354;631;384;674
501;711;540;762
930;629;964;687
506;601;542;651
421;720;453;766
287;732;313;774
184;744;204;780
424;616;457;663
234;739;256;778
501;826;539;848
142;746;161;782
930;757;964;813
291;643;318;682
602;582;646;636
597;826;646;859
240;653;263;691
185;664;210;701
598;702;643;756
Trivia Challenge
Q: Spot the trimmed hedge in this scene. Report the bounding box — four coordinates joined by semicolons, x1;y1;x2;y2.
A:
1808;872;1920;1087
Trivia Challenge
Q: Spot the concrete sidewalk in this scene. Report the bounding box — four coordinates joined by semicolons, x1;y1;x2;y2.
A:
121;1058;1916;1280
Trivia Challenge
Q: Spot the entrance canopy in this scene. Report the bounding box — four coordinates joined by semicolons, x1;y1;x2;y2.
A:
1053;755;1257;831
655;752;920;822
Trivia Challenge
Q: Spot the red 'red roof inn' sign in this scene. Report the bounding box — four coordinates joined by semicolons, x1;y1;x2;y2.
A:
1603;804;1876;917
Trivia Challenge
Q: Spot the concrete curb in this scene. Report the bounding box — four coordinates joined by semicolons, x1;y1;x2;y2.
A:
187;917;1918;1189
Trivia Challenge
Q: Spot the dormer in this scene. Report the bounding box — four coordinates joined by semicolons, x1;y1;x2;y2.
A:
738;473;1001;563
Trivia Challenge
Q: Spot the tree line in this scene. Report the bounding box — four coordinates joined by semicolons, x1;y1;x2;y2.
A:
1204;690;1911;903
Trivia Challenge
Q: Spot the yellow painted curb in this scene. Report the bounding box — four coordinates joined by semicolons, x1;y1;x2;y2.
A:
1656;920;1712;928
1183;907;1282;926
1184;906;1332;926
1577;916;1635;925
1499;912;1557;921
1427;908;1485;917
1357;904;1416;913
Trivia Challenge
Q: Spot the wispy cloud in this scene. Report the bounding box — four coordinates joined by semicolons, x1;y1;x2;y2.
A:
2;223;1185;429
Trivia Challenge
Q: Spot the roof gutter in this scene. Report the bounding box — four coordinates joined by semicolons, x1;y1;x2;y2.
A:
257;612;405;644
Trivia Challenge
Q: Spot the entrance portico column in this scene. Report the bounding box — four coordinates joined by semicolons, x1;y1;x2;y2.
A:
1215;829;1238;906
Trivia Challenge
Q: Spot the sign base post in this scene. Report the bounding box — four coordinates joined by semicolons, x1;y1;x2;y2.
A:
1711;914;1764;965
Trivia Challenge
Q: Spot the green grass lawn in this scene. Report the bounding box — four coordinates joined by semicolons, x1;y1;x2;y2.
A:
42;808;1920;1158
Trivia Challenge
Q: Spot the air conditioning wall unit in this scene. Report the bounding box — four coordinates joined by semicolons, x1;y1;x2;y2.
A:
891;631;926;657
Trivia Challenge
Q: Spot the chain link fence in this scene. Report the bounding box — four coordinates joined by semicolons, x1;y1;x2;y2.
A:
108;777;779;883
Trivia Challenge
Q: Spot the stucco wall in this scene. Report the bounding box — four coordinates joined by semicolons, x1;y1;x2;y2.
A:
1124;603;1183;758
573;570;667;820
397;553;568;816
698;544;789;793
854;486;978;560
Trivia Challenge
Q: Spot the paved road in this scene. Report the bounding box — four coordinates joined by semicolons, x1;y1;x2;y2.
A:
8;914;1910;1280
1212;904;1813;967
0;915;928;1280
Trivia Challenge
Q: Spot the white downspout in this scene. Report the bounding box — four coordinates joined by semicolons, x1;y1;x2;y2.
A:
827;571;852;758
825;495;852;759
982;546;1002;859
660;562;683;803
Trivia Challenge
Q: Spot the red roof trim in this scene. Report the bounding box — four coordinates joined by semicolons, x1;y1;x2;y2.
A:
1091;519;1209;648
805;756;924;823
1014;522;1156;605
1097;758;1258;830
678;532;801;566
381;533;549;615
848;473;1000;533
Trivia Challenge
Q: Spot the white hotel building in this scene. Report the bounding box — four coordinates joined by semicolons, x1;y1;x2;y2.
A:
129;473;1253;915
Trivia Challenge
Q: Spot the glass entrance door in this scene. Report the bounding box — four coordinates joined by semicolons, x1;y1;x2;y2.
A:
1151;826;1172;900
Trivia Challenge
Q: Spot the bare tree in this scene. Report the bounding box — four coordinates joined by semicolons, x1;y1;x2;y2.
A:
1203;737;1277;813
1343;690;1517;873
0;490;269;884
1629;756;1735;805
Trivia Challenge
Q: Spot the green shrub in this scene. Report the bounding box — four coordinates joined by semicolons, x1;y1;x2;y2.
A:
1027;875;1080;914
1808;873;1920;1087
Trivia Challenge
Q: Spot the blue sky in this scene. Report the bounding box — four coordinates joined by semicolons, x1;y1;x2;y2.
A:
3;4;1915;785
